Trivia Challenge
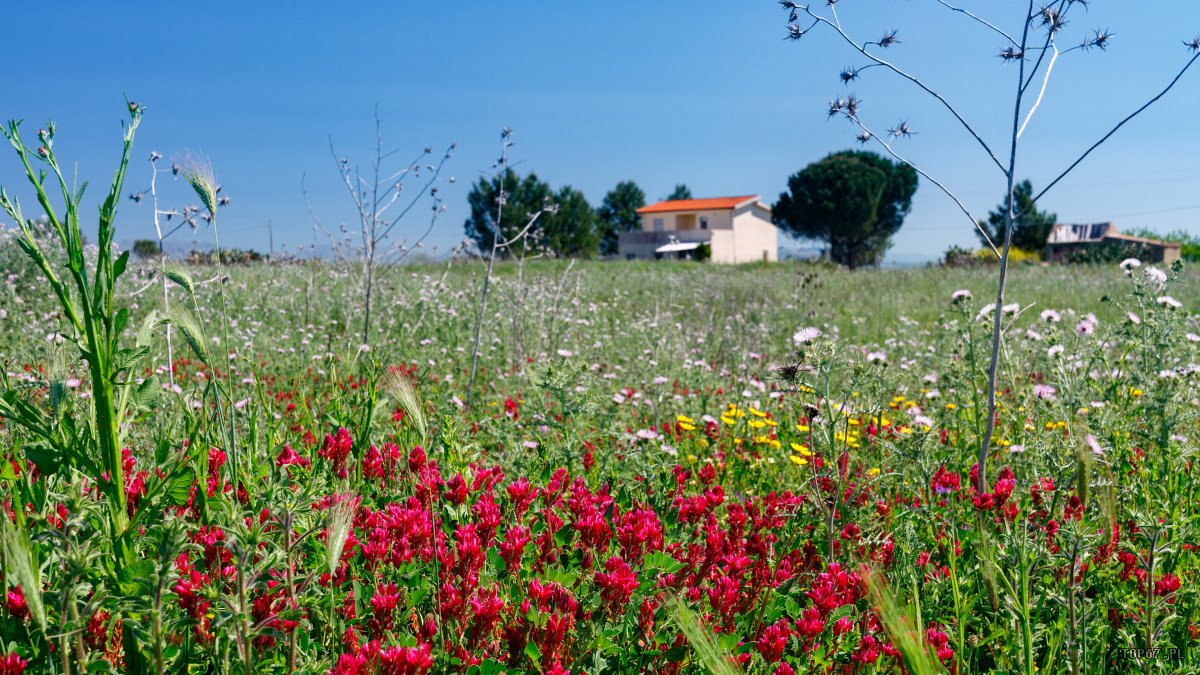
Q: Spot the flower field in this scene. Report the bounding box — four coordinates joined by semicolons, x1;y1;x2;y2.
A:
3;168;1200;671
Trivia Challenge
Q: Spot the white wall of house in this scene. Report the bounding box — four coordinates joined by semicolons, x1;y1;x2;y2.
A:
727;205;778;262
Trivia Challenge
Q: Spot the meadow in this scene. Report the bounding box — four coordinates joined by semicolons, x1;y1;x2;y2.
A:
3;217;1200;675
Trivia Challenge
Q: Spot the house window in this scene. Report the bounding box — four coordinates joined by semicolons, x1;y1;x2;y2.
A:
653;218;664;232
700;216;708;230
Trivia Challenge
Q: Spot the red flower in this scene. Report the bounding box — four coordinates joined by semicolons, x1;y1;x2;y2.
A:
6;586;29;621
0;653;28;675
756;618;791;663
595;556;639;614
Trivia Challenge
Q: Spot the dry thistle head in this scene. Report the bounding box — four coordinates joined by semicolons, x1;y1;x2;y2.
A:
177;153;219;217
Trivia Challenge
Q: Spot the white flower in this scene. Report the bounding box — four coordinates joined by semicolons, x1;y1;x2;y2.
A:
1157;295;1182;309
636;428;659;441
1040;309;1061;323
523;440;539;449
1119;257;1142;272
1048;344;1065;358
951;289;972;302
65;378;81;388
1033;384;1057;400
1084;434;1104;456
1126;311;1141;325
1008;444;1025;454
1144;267;1168;290
792;327;821;345
557;349;573;357
652;376;669;385
1002;302;1020;315
976;304;996;321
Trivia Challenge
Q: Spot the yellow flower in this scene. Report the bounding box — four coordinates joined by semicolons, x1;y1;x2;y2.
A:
945;403;957;410
866;467;880;476
679;422;696;431
847;419;860;426
721;416;736;426
748;419;767;429
699;439;710;448
789;455;808;466
790;443;812;457
750;407;767;418
1130;387;1143;398
796;423;810;432
677;414;695;424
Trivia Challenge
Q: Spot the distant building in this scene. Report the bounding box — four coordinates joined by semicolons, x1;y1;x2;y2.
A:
1046;222;1181;264
618;195;778;263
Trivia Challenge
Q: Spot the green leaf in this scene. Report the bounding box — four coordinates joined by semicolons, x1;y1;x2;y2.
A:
524;640;541;666
24;443;62;476
166;471;194;505
136;310;160;350
114;307;129;336
132;376;157;411
113;346;150;374
0;516;46;633
119;559;157;595
113;249;130;280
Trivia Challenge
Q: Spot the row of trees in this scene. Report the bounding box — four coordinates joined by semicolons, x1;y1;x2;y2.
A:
463;151;1057;267
463;173;697;258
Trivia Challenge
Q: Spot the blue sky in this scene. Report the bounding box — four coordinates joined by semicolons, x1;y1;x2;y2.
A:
2;1;1199;262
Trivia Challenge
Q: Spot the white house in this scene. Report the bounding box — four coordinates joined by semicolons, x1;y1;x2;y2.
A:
617;195;778;263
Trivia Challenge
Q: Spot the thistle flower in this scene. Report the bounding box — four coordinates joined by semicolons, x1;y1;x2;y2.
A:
793;326;821;345
1082;28;1114;51
840;66;861;83
855;130;872;145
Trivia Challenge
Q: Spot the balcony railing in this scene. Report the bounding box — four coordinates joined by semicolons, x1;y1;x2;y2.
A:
618;230;712;246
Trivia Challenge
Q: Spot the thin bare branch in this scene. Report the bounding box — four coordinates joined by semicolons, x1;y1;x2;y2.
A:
847;116;999;257
1032;51;1200;208
937;0;1019;47
799;6;1007;174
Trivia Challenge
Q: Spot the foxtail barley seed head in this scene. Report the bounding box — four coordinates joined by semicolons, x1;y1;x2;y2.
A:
177;153;219;217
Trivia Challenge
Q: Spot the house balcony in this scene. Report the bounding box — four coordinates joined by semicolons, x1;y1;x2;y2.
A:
617;230;712;260
618;230;712;247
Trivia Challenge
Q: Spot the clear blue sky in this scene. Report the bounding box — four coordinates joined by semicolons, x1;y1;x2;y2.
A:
2;2;1199;262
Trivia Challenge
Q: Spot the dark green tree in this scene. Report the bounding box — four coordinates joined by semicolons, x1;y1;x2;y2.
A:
131;239;160;259
540;185;599;258
464;168;552;257
977;179;1057;255
772;150;918;269
666;184;692;201
596;180;645;255
464;170;598;258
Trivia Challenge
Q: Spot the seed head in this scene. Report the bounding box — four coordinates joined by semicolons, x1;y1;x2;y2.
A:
856;130;872;145
128;192;145;203
875;29;900;48
839;66;860;84
1187;36;1200;52
888;120;916;138
1083;28;1113;51
999;46;1024;61
177;153;219;217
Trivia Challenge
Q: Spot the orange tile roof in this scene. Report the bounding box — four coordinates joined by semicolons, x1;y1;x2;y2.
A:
636;195;761;214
